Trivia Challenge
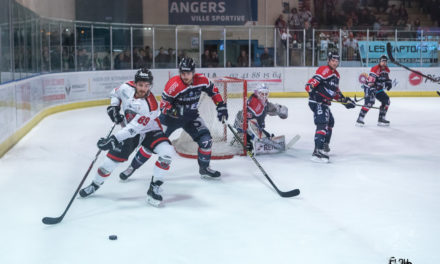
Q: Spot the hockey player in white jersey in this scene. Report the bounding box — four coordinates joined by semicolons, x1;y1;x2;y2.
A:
233;83;290;155
79;68;175;207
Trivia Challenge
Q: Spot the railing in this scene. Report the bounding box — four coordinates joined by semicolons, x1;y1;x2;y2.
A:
1;2;439;85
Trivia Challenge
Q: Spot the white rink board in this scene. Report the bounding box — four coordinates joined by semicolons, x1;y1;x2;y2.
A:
1;67;439;150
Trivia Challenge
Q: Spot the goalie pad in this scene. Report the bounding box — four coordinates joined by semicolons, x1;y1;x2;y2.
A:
267;102;288;119
254;135;286;155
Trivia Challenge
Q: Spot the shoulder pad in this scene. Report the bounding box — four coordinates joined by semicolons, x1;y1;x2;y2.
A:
126;81;136;88
316;66;334;78
146;92;159;111
370;65;381;75
192;73;209;86
164;76;185;97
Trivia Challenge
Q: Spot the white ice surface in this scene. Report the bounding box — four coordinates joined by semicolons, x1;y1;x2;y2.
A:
0;98;439;264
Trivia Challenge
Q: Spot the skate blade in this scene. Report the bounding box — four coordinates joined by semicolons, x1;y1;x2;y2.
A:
311;156;329;163
355;122;364;127
147;197;163;207
200;174;221;180
377;122;390;127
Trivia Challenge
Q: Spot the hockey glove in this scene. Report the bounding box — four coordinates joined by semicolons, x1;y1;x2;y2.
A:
107;106;124;124
277;104;288;119
342;97;356;109
97;135;123;152
385;80;392;91
165;108;179;119
216;102;228;122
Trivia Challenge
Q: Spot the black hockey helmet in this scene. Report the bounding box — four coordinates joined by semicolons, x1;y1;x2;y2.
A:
327;51;340;61
379;55;388;62
135;68;153;83
179;57;196;73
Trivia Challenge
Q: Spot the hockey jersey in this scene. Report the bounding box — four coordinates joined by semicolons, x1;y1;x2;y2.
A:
110;81;161;142
366;64;391;90
306;65;342;104
247;93;268;129
160;73;223;120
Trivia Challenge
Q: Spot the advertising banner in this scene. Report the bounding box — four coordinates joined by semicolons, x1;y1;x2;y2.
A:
168;0;254;25
358;41;438;67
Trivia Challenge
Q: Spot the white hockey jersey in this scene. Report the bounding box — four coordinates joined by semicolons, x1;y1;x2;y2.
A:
110;81;161;142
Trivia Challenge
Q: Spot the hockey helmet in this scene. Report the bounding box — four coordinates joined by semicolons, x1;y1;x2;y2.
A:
255;83;269;102
327;51;340;61
135;68;153;84
179;57;196;73
379;55;388;62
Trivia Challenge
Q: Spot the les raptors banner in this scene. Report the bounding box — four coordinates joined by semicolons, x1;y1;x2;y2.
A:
168;0;257;25
358;41;438;67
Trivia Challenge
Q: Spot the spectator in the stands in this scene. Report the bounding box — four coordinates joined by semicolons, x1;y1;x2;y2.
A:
201;49;211;67
398;4;409;24
237;50;249;67
260;48;273;67
343;32;358;61
299;6;313;25
275;14;287;30
155;47;168;68
288;7;302;29
210;50;220;67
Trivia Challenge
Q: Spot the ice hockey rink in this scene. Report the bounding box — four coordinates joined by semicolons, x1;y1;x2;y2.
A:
0;97;439;264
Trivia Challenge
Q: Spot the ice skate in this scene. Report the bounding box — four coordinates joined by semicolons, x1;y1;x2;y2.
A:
323;143;331;153
79;182;101;198
377;117;390;127
200;167;221;179
119;165;136;181
146;177;163;207
311;148;329;163
356;117;365;127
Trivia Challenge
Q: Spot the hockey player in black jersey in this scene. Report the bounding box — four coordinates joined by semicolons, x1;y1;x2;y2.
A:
356;55;392;127
119;57;228;180
305;51;356;163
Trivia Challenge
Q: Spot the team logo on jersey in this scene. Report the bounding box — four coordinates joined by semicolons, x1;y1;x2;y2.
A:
358;73;369;84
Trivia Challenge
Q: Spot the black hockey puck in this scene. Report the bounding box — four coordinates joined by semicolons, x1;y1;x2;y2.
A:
109;235;117;240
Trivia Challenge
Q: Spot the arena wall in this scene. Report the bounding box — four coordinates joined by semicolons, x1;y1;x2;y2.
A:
1;67;438;157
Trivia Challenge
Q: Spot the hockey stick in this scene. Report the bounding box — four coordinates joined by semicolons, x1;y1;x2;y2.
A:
331;100;381;109
226;123;300;198
42;123;116;225
354;94;364;102
386;42;440;84
286;134;301;149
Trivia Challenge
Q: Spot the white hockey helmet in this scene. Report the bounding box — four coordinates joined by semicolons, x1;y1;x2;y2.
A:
255;83;269;102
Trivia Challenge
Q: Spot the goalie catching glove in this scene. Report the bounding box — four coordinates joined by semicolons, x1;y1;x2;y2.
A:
97;135;123;152
216;102;228;122
107;105;124;124
267;102;288;119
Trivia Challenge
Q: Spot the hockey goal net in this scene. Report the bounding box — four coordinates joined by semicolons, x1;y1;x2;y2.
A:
172;77;248;159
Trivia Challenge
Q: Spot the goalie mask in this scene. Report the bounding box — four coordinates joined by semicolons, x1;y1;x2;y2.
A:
255;83;269;103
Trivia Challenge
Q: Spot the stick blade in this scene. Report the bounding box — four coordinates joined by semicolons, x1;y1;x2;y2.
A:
42;216;63;225
279;188;300;198
286;135;301;149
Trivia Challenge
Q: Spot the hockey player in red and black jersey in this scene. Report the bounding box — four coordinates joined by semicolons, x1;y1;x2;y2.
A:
305;51;356;163
79;68;175;207
233;83;289;154
120;57;228;180
356;55;392;127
